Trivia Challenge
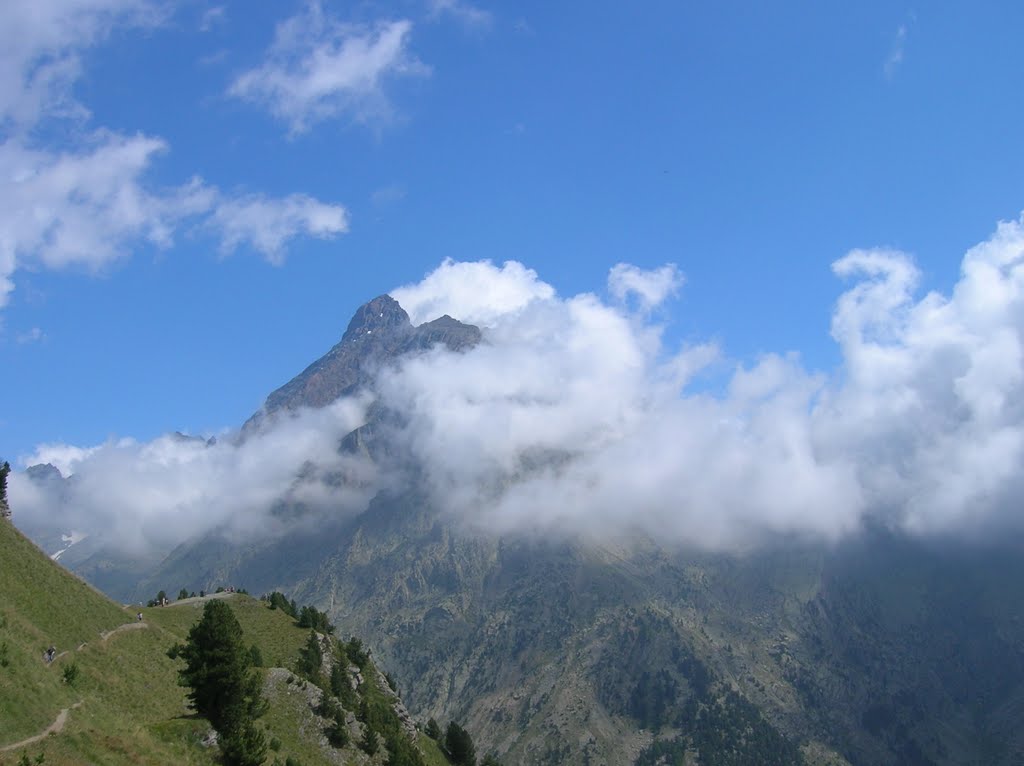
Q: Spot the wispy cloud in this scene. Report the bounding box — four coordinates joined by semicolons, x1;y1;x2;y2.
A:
1;134;199;279
884;23;908;79
12;398;376;550
16;326;45;344
0;133;350;305
0;2;351;308
370;184;407;207
0;0;162;130
228;2;429;134
210;193;349;264
199;5;226;33
427;0;493;30
608;263;683;311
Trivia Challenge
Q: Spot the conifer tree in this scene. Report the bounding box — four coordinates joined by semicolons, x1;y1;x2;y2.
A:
445;721;477;766
0;461;10;509
169;600;267;765
297;629;323;682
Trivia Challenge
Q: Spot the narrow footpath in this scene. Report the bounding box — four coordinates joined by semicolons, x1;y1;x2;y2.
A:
0;703;82;753
2;618;153;752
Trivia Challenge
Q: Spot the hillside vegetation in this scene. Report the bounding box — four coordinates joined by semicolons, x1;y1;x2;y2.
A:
0;519;451;766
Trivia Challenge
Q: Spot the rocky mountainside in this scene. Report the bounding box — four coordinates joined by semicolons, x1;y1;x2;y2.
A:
142;492;1024;765
31;294;1024;765
244;295;480;431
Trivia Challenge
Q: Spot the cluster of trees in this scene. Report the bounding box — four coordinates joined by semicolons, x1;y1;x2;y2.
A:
271;591;424;766
635;689;805;766
264;591;298;617
170;589;497;766
296;605;333;633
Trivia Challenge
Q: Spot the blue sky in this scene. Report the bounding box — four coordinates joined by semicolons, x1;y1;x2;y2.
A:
3;0;1024;465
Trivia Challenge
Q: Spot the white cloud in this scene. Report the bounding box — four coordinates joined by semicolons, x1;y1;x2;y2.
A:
15;214;1024;553
0;2;352;308
228;3;428;134
380;271;858;548
0;133;349;304
884;23;907;79
0;0;160;129
211;193;349;264
608;262;683;310
391;258;556;326
427;0;493;30
816;215;1024;535
11;397;376;551
0;133;199;276
26;442;100;475
380;216;1024;547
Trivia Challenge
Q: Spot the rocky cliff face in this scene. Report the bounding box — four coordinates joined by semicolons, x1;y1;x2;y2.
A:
245;295;480;430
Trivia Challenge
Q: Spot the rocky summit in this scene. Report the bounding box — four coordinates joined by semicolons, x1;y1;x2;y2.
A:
248;295;481;428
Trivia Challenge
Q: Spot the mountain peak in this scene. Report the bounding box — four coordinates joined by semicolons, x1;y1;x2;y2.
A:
247;295;481;425
341;295;411;342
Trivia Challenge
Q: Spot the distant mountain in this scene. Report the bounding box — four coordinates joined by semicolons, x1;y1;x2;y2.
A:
27;294;1024;765
244;294;480;431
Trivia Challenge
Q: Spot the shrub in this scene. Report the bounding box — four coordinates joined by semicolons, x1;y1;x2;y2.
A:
62;662;80;686
359;727;379;756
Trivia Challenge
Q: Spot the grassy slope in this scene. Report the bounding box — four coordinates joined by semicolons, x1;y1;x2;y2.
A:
1;520;441;766
0;519;221;765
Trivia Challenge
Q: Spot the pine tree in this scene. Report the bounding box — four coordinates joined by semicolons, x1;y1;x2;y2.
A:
297;630;323;681
360;727;380;755
220;720;269;766
445;721;477;766
169;600;268;764
0;461;11;516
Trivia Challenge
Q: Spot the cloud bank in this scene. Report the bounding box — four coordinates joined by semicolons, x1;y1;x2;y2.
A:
12;213;1024;552
12;397;376;551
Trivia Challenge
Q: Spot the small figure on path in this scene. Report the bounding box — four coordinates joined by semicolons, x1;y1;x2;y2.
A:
137;612;143;621
45;646;56;663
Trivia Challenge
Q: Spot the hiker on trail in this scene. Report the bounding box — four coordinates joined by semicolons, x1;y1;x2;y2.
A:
137;612;143;622
45;646;56;663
